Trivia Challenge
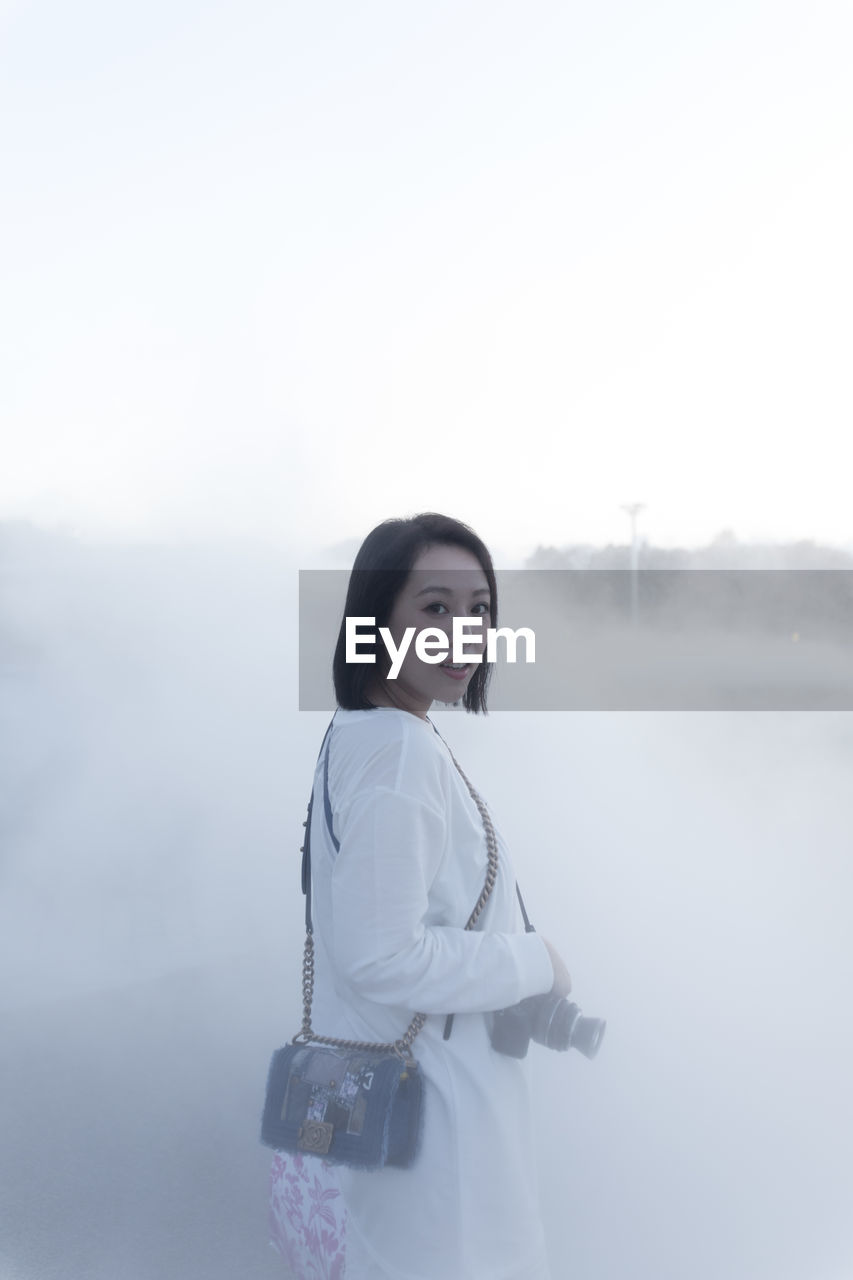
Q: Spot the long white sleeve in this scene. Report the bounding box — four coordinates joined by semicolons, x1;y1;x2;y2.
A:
327;766;553;1015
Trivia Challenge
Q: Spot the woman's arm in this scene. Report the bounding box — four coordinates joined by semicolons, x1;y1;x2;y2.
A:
328;784;555;1015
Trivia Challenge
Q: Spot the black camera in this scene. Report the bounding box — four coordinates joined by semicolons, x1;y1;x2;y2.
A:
489;993;606;1060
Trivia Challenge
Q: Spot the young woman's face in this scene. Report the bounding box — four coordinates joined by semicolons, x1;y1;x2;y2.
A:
368;543;492;719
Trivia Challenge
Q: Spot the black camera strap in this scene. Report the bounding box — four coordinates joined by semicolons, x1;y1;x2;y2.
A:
515;882;535;934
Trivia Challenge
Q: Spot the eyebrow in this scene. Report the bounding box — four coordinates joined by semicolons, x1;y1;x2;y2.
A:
414;584;491;597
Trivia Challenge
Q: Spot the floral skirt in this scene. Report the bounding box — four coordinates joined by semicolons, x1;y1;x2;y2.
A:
269;1151;347;1279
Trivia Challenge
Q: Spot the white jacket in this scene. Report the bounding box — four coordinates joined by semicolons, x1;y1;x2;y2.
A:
308;707;554;1280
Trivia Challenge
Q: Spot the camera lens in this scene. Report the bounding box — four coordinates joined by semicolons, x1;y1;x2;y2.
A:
530;998;607;1058
569;1013;606;1060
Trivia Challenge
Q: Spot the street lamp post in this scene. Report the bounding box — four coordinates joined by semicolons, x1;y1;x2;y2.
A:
620;503;646;627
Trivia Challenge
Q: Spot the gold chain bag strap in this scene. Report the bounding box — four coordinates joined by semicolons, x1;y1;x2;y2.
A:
259;718;499;1169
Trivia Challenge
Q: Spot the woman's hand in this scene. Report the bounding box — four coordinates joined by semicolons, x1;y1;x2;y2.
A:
542;937;572;998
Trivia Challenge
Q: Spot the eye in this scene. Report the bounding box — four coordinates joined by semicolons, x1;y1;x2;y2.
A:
472;601;490;615
424;601;449;614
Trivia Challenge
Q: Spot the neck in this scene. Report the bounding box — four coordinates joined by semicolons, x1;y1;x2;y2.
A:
367;681;431;721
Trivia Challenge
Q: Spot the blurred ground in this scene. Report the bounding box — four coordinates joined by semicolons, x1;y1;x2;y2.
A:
0;954;291;1280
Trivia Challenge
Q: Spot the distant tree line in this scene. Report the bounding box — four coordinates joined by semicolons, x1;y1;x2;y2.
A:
524;531;853;641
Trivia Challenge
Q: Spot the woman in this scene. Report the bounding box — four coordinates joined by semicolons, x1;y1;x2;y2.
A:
269;512;571;1280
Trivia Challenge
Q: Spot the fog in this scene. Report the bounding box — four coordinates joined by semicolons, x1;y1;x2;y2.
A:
2;528;852;1279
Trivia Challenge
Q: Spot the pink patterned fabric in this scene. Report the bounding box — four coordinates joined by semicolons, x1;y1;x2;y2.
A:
269;1151;347;1279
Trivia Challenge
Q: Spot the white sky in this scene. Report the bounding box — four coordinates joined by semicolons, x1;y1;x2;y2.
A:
2;0;852;562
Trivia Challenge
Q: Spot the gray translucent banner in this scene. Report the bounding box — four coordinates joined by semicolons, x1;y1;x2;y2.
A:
299;570;853;710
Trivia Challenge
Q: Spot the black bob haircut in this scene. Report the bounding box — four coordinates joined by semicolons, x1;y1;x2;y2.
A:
332;512;498;714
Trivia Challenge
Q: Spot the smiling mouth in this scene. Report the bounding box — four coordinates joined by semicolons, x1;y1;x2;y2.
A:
440;662;470;679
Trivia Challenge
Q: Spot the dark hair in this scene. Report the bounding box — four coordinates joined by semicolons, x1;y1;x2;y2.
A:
332;512;498;714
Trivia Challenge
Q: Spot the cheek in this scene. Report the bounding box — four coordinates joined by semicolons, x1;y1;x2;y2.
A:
463;619;489;654
393;651;433;690
401;630;452;676
405;643;444;675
